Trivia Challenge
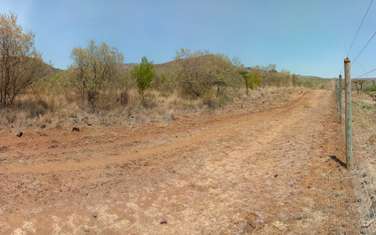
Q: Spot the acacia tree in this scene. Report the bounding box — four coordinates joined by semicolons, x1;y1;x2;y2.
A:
132;57;155;101
0;13;44;107
71;41;123;109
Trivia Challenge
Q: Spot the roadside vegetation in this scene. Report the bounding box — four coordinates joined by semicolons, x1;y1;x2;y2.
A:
0;13;330;129
353;79;376;101
351;88;376;233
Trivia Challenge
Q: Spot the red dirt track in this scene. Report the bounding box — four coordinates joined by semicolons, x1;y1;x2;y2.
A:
0;90;359;234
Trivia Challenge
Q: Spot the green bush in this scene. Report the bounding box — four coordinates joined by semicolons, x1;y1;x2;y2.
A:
239;70;262;95
132;57;155;101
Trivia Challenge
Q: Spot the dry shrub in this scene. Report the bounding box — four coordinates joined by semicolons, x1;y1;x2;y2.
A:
70;41;124;111
202;91;231;110
0;98;51;128
153;73;176;97
177;54;240;99
119;91;129;106
142;93;157;109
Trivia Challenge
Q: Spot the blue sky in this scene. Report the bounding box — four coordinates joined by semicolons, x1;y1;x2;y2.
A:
1;0;376;77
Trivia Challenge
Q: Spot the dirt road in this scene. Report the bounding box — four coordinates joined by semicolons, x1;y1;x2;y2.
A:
0;90;359;234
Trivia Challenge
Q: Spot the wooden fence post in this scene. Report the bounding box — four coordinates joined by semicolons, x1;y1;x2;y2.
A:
344;57;352;169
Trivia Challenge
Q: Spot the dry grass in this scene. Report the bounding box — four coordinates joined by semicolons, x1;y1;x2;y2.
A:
351;92;376;233
0;87;305;131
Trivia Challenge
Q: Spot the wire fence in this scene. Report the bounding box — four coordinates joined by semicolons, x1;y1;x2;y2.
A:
335;75;376;234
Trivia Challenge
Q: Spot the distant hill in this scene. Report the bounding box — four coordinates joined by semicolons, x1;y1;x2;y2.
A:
122;55;230;71
50;56;328;82
120;63;137;71
358;77;376;80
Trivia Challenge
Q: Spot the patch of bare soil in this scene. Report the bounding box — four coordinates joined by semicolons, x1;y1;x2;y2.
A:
351;93;376;234
0;89;359;234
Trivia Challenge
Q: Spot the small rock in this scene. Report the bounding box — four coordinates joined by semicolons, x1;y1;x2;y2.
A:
72;127;80;132
16;131;23;137
48;144;58;149
160;219;168;225
38;132;48;137
40;124;47;129
293;215;304;220
274;174;278;178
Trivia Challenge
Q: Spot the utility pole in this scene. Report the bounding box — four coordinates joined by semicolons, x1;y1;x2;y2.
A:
338;74;342;123
344;57;352;169
336;76;340;118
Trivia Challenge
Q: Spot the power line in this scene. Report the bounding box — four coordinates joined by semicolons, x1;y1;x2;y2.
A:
355;67;376;78
352;30;376;64
347;0;374;57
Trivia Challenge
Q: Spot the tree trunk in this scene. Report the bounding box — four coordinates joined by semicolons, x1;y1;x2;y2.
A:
244;78;249;96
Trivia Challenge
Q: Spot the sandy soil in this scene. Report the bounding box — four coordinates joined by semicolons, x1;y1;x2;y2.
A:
0;89;359;234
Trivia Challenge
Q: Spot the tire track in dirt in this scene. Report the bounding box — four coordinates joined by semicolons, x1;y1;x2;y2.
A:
0;90;359;234
0;92;308;174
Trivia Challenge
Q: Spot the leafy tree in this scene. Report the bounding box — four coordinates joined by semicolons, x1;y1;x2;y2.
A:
132;57;155;101
239;70;262;95
71;40;123;110
178;54;239;98
0;13;45;107
249;71;262;89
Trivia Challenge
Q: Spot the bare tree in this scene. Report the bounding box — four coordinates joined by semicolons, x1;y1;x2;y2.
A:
0;13;45;107
71;40;124;110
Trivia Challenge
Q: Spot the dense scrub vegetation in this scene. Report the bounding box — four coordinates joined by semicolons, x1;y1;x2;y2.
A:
0;13;331;128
